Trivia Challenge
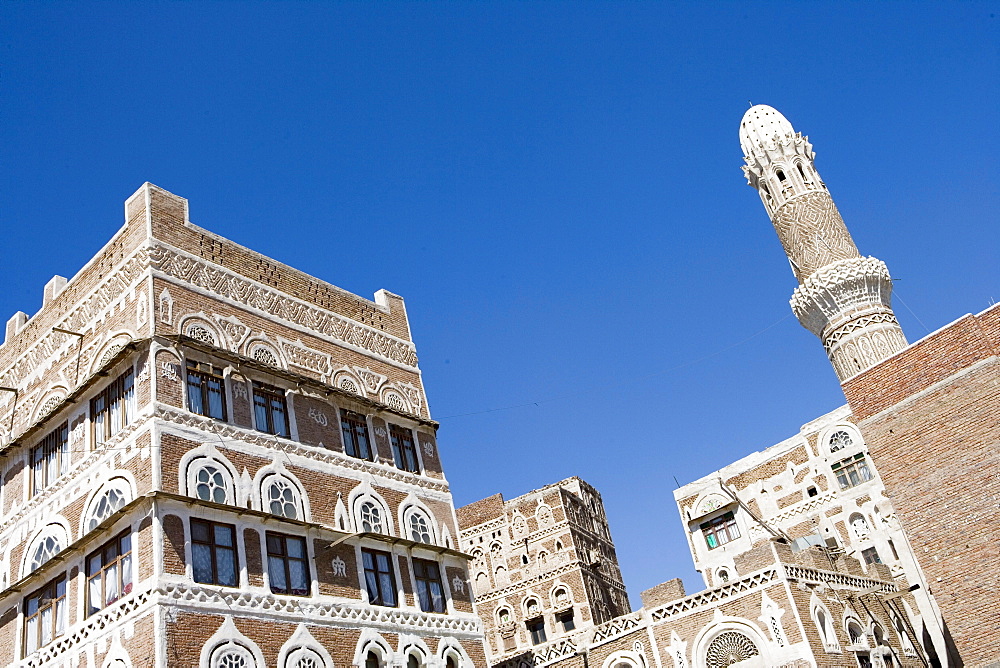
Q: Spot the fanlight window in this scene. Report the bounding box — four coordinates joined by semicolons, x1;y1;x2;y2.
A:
359;501;384;533
408;512;432;544
196;465;230;504
212;645;255;668
829;430;853;452
187;324;216;345
265;478;301;519
251;346;279;367
30;535;62;572
87;486;128;532
287;648;324;668
704;631;760;668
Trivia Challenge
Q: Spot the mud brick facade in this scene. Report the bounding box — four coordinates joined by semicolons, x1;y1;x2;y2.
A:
0;183;485;668
841;304;1000;666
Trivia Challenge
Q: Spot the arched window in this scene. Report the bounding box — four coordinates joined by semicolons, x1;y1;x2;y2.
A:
497;607;512;625
830;430;853;452
408;512;432;544
196;464;230;504
263;476;303;519
850;513;870;538
717;568;730;583
85;479;132;532
775;169;786;182
406;655;422;668
446;658;457;668
704;631;760;668
847;619;867;647
30;535;61;572
524;597;540;616
359;501;384;533
211;644;256;668
365;651;381;668
285;648;324;668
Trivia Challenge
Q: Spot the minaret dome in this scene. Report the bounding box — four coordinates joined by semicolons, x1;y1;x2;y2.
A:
739;105;795;161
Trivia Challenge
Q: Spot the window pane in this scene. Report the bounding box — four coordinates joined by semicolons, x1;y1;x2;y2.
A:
254;400;269;432
287;537;305;559
208;379;225;419
214;524;234;547
192;544;213;583
272;403;288;436
289;560;308;594
269;555;287;592
187;377;204;414
217;547;237;586
379;573;397;606
365;570;380;602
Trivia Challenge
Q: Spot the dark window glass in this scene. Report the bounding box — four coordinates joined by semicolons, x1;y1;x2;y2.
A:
86;531;133;616
266;532;309;595
558;609;575;632
31;423;69;496
92;369;135;445
412;558;446;613
253;382;289;437
191;519;238;587
186;360;227;420
361;548;397;607
389;425;420;473
526;617;546;645
24;576;67;654
366;652;381;668
701;511;739;550
862;546;882;565
407;656;420;668
776;169;786;181
341;410;373;460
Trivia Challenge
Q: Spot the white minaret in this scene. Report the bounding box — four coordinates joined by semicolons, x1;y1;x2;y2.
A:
740;105;907;381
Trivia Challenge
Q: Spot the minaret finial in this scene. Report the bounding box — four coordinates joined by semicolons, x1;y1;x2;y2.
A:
740;105;907;381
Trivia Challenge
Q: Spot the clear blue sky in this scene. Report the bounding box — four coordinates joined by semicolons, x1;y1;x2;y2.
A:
3;2;997;603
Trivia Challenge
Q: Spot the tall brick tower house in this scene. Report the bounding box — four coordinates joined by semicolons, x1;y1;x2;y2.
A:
0;184;485;668
740;105;908;381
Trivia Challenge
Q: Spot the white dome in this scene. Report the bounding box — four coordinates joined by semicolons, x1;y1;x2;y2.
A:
740;105;795;158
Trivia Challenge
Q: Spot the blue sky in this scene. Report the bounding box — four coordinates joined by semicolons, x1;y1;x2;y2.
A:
3;2;997;602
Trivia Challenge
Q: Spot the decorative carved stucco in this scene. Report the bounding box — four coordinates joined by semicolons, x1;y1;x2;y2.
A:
771;191;859;282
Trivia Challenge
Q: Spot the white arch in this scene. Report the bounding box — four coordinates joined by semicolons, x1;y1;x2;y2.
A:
101;633;134;668
437;637;473;668
398;633;432;667
252;462;310;521
32;387;69;423
179;444;240;506
200;616;266;668
332;369;366;397
81;474;136;534
601;649;646;668
692;615;771;668
22;519;71;578
398;494;438;545
819;422;864;454
90;332;135;375
810;592;841;653
521;591;543;616
179;315;223;348
244;336;285;370
348;478;394;536
549;581;573;608
277;624;334;668
352;629;393;667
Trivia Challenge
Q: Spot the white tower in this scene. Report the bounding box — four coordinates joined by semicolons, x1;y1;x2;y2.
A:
740;105;907;381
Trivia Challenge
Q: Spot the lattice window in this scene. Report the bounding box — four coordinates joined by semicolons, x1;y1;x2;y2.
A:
30;535;62;572
408;512;432;543
385;392;407;412
87;486;128;532
37;396;63;419
187;324;217;345
265;477;301;519
288;648;323;668
359;501;384;533
251;346;279;367
339;377;361;394
195;464;230;504
829;430;853;452
704;631;759;668
212;644;255;668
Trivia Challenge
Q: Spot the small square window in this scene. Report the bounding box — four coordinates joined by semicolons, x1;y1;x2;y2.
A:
557;609;575;632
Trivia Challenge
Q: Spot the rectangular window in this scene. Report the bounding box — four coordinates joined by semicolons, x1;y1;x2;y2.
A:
30;423;68;497
341;410;373;460
412;558;446;613
862;546;882;565
86;531;133;616
92;368;135;446
389;424;419;473
191;519;238;587
832;453;873;490
526;617;546;645
701;511;739;550
361;548;397;607
253;382;290;437
186;360;227;420
266;532;310;595
557;609;576;632
24;576;67;654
